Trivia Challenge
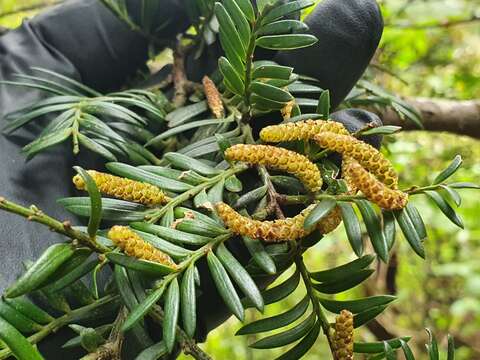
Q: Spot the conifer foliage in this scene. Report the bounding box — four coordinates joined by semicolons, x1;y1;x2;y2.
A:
0;1;477;359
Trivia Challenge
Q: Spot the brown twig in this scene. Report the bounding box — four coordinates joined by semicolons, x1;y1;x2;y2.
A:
387;14;480;29
149;305;213;360
258;166;285;219
80;308;126;360
172;44;190;108
0;197;109;253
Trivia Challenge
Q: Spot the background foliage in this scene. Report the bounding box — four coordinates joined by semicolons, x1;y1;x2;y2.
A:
1;0;479;359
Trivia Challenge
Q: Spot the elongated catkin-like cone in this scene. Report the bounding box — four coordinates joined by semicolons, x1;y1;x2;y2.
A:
315;132;398;189
216;202;341;242
260;119;349;143
73;170;169;206
344;160;408;210
334;310;354;360
341;157;359;195
225;144;322;192
202;75;224;119
108;226;177;268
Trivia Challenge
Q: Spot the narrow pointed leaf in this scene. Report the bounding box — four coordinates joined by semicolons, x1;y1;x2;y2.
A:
256;34;318;50
180;264;197;338
107;253;177;276
313;269;374;294
216;243;264;312
135;340;168;360
166;101;208;127
356;200;389;263
164;152;221;176
236;296;309;335
354;337;411;354
316;90;330;119
303;199;337;231
405;203;427;240
250;81;293;103
250;313;316;349
261;0;314;24
433;155;462;184
339;203;363;256
318;295;396;314
393;209;426;258
219;57;245;95
131;223;212;246
400;339;415;360
243;236;276;275
0;317;44;360
353;305;388;328
74;167;102;238
275;321;321;360
309;255;375;283
123;285;166;332
106;162;193;192
164;278;180;353
257;19;308;36
383;210;397;250
6;243;75;298
207;251;244;321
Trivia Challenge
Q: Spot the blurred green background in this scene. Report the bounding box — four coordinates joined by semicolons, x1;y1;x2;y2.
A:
1;0;479;358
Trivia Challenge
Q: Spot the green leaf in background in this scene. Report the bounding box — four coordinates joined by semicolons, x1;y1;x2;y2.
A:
74;167;102;238
433;155;462;184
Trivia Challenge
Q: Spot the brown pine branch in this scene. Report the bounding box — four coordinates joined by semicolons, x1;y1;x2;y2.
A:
367;98;480;139
387;14;480;29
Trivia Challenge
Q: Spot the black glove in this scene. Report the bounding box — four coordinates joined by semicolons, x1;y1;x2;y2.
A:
275;0;383;108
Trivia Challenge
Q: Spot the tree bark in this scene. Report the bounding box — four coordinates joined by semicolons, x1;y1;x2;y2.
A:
369;98;480;139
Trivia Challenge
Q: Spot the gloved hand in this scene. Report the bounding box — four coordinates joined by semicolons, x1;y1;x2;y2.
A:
0;0;384;356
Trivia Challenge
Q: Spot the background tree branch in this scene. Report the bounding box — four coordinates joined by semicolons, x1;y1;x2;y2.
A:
368;98;480;139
